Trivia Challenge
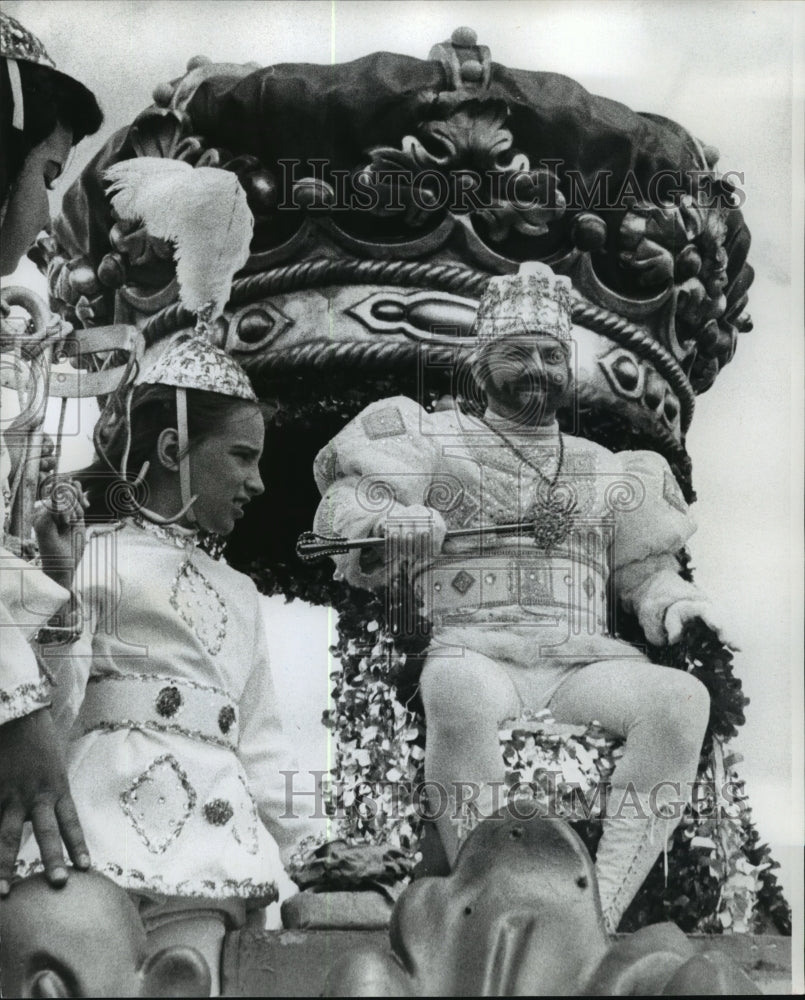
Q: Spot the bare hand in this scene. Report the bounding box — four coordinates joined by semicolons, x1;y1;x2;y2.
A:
0;709;90;895
37;433;57;482
32;479;88;590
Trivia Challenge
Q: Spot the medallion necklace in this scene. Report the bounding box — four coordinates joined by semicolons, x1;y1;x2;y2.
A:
483;418;576;550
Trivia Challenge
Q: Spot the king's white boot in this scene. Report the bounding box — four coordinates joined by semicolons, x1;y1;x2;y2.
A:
594;786;681;933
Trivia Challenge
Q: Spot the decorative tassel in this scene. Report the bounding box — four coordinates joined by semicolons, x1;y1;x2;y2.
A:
105;157;253;321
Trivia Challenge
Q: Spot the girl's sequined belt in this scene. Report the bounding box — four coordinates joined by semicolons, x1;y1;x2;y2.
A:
78;674;240;750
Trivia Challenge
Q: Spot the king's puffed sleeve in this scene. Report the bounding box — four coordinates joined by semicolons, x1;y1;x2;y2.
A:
312;397;445;590
612;450;708;645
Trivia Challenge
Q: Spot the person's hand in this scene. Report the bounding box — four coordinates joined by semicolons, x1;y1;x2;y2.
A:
32;479;88;590
664;598;739;651
0;709;90;895
37;433;57;484
2;426;55;485
365;505;447;579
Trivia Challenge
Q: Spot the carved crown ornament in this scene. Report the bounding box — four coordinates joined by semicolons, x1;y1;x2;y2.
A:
32;26;753;489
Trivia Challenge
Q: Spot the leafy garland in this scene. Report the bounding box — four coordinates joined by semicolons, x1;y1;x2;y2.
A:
240;378;789;935
253;558;790;935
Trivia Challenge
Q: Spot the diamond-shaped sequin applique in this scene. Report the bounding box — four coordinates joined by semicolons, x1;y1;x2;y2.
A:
170;560;228;656
451;570;476;595
120;755;197;854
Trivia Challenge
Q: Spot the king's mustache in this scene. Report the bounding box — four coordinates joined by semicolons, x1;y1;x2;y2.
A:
503;374;551;393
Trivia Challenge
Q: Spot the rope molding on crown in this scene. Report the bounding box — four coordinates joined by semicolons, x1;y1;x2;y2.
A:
247;338;691;459
140;257;695;429
245;339;694;499
569;295;694;431
141;259;491;342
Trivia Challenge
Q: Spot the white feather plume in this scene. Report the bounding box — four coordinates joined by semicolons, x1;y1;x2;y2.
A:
105;157;254;318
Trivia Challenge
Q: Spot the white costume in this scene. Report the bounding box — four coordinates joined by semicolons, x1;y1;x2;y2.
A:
0;430;69;726
313;262;715;934
17;515;298;904
314;394;704;707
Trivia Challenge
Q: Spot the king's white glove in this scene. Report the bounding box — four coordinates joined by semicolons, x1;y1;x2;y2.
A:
663;598;738;649
365;504;447;579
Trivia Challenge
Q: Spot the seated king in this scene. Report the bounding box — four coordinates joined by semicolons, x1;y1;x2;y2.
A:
312;261;728;933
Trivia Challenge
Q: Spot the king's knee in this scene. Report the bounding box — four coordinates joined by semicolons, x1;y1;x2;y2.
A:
420;651;517;724
680;672;710;728
655;671;711;747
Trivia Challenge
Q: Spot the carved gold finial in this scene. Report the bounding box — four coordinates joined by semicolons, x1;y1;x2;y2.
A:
429;26;491;92
450;26;477;46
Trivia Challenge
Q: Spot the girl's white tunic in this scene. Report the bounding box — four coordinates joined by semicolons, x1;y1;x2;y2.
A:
18;517;298;904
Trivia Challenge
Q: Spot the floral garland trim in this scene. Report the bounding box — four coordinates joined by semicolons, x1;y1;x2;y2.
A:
499;710;623;819
323;625;425;855
688;742;782;933
286;600;791;936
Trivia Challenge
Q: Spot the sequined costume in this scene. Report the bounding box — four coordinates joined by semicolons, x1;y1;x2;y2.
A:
16;516;298;905
0;431;68;725
314;395;706;708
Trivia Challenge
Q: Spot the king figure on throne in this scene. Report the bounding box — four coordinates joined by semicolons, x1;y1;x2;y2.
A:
313;261;729;933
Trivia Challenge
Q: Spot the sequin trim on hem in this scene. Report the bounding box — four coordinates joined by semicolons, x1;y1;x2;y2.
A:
13;859;279;904
0;679;50;723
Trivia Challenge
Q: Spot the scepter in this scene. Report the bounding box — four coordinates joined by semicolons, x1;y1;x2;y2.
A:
296;521;539;563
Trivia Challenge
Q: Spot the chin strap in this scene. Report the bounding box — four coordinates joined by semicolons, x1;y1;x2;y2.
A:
175;386;197;525
117;384;198;526
7;58;24;130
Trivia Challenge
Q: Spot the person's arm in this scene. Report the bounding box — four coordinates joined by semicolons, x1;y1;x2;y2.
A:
616;551;724;645
612;451;726;646
312;397;447;590
0;582;53;724
0;546;70;643
0;476;86;653
31;479;87;594
0;707;90;895
0;590;91;895
0;521;98;896
314;479;447;591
